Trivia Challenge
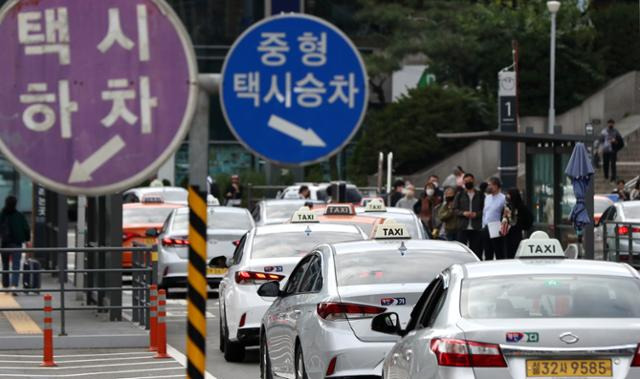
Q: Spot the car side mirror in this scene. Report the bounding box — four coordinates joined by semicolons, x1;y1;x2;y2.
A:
145;228;159;237
371;312;402;336
209;255;228;268
257;281;281;297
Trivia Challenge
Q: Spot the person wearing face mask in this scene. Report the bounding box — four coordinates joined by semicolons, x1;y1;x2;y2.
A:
437;187;459;241
413;182;440;237
453;173;484;258
501;188;534;258
428;175;443;199
396;184;418;210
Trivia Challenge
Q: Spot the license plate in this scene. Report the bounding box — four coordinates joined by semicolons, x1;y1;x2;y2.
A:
207;267;227;276
526;359;612;377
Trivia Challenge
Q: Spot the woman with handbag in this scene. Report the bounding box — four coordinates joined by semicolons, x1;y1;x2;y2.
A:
501;188;533;259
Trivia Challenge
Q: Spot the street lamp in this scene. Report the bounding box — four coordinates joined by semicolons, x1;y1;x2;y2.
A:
547;1;561;134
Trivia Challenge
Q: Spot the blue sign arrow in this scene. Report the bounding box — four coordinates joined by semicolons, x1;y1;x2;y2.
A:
220;14;368;166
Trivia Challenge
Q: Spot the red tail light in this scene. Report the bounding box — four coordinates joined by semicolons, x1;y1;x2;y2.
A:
430;338;507;367
162;238;190;247
618;226;630;235
239;313;247;328
316;302;386;321
235;271;285;284
326;356;337;376
632;344;640;366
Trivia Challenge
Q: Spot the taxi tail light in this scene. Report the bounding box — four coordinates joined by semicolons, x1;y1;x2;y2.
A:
326;356;337;376
161;237;190;247
618;226;630;235
430;338;507;368
239;313;246;328
316;302;386;321
631;344;640;366
235;271;285;285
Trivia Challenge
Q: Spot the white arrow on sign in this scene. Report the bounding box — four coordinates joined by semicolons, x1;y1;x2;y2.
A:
268;115;326;147
68;135;126;183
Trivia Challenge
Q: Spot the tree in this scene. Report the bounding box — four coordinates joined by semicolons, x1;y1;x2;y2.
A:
349;85;492;178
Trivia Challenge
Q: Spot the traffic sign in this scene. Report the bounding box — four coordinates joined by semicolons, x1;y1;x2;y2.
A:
220;14;368;166
0;0;198;196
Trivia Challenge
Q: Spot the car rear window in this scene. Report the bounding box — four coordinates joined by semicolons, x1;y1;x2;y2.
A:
594;198;612;214
623;204;640;219
251;231;361;259
173;209;253;231
335;252;474;286
123;208;174;225
461;275;640;319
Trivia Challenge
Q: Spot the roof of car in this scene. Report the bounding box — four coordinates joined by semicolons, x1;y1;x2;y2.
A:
123;203;183;210
259;199;325;206
254;222;363;236
330;239;476;256
460;259;639;279
125;187;187;195
174;206;249;215
355;206;415;215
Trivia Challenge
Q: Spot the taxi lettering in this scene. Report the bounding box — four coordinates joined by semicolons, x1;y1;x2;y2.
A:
382;227;405;237
527;244;556;254
296;213;314;221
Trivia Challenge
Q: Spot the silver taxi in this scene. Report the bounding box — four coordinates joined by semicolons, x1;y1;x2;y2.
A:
259;220;479;379
378;231;640;379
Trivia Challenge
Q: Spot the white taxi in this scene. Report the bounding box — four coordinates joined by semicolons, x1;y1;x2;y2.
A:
218;207;367;362
259;220;479;379
379;231;640;379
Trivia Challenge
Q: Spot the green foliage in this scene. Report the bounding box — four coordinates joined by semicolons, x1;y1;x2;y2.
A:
349;85;492;177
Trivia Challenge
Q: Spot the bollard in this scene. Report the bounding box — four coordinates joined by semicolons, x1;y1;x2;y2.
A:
149;285;158;351
154;289;170;359
41;294;57;367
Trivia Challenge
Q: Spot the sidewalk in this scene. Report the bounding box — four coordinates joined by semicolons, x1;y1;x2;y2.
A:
0;274;148;350
0;349;186;378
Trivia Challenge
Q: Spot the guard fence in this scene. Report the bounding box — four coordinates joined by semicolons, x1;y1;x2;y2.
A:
0;246;156;335
600;220;640;267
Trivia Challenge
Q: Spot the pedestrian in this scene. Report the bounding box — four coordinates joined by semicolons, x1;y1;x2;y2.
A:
396;184;418;211
427;175;443;199
481;177;506;260
612;179;630;201
225;174;243;206
600;119;624;182
501;188;533;259
443;166;464;190
453;173;484;258
631;180;640;201
298;185;311;200
389;180;405;207
413;182;440;237
0;196;30;292
437;187;459;241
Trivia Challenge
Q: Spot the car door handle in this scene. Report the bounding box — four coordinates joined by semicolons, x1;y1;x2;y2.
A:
392;353;400;365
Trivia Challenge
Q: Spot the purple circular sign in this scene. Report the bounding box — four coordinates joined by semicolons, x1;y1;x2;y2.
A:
0;0;197;195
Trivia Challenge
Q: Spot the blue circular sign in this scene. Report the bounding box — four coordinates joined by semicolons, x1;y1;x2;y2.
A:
221;14;368;166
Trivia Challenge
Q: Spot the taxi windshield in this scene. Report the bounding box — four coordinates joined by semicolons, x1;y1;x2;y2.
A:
335;252;473;286
123;208;174;225
266;203;307;220
173;210;253;230
461;275;640;319
251;231;360;259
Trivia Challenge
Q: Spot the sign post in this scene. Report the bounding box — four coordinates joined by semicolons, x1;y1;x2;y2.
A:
0;0;198;196
498;70;518;189
220;14;368;167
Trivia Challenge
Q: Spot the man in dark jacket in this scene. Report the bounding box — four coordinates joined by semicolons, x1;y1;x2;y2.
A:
453;174;484;258
389;180;405;207
0;196;30;290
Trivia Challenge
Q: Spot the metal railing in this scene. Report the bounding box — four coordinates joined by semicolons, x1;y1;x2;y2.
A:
601;221;640;267
0;246;156;335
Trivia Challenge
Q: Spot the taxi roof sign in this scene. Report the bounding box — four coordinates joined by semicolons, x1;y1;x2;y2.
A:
291;206;319;223
515;231;565;259
364;199;386;212
373;219;411;240
324;204;356;216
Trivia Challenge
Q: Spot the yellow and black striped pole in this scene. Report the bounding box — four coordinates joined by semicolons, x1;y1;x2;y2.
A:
187;186;207;378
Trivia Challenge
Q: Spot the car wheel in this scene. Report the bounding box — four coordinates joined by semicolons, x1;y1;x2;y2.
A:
260;331;274;379
295;342;308;379
219;311;225;353
222;312;245;362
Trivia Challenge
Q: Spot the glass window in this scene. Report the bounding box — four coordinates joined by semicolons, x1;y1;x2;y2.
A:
298;255;323;293
265;202;307;220
623;204;640;219
251;231;361;259
230;235;247;266
461;275;640;319
531;154;554;226
123;207;175;225
173;209;253;230
284;257;311;295
335;252;475;287
594;198;613;214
